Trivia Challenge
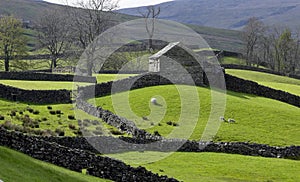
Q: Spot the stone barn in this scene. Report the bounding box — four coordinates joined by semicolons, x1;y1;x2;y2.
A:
149;42;206;85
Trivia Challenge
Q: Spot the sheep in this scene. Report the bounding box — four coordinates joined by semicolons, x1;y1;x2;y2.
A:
228;118;236;123
151;97;158;105
219;116;226;122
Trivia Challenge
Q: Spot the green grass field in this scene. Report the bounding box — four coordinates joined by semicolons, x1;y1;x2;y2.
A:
0;98;121;137
0;74;135;90
220;56;246;65
0;146;110;182
107;151;300;182
92;85;300;146
226;69;300;96
94;74;136;83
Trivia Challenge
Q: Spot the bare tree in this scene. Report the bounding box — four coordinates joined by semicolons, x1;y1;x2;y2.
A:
67;0;119;75
139;6;161;52
36;8;72;69
242;17;265;66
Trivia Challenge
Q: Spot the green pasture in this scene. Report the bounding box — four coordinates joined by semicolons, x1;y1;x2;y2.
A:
108;151;300;182
0;74;136;90
0;98;121;137
92;85;300;146
220;56;246;65
226;69;300;96
0;146;110;182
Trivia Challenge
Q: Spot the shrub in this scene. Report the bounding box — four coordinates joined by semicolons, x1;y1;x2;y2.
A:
33;110;40;115
19;111;23;115
27;108;34;113
42;129;55;136
158;123;162;126
109;128;122;135
41;117;47;121
0;115;4;120
47;106;52;110
33;129;44;136
68;124;76;130
49;110;56;115
55;110;62;115
3;121;12;129
172;122;179;127
74;129;83;136
10;110;17;117
154;131;161;136
166;121;173;126
68;115;75;120
55;128;65;136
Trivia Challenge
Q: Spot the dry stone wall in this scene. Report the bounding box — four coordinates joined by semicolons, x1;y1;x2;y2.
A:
0;71;96;83
0;83;71;104
225;74;300;107
222;64;300;80
35;134;300;160
0;128;178;182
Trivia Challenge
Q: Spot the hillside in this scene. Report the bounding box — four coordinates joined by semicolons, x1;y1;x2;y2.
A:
118;0;300;30
226;69;300;96
0;146;109;182
0;0;243;52
93;85;300;146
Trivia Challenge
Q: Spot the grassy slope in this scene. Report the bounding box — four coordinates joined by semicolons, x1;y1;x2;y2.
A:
220;57;246;65
94;74;137;83
93;85;300;146
0;74;135;90
0;146;110;182
108;151;300;182
226;69;300;96
0;98;120;136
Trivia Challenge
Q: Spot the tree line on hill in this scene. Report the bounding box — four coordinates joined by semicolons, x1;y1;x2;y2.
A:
2;2;299;76
0;0;162;75
242;17;300;75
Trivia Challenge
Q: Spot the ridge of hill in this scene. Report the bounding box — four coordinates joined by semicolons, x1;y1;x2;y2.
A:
118;0;300;30
0;0;243;52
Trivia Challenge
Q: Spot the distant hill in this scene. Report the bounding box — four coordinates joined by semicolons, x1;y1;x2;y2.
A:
0;0;244;52
118;0;300;30
0;0;60;22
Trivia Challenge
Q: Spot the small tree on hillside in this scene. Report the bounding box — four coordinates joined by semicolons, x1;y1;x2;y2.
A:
0;16;27;71
242;17;265;66
36;9;72;69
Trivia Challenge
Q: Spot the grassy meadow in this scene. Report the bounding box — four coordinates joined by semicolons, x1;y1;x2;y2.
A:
92;85;300;146
107;151;300;182
0;146;110;182
0;98;122;137
0;74;136;90
227;69;300;96
0;70;299;182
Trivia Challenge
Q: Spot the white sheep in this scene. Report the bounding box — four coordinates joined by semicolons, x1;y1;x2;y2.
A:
219;116;226;122
151;98;158;105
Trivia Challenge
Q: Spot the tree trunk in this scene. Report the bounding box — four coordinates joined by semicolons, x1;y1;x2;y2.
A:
148;38;153;52
4;57;9;72
51;57;57;69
